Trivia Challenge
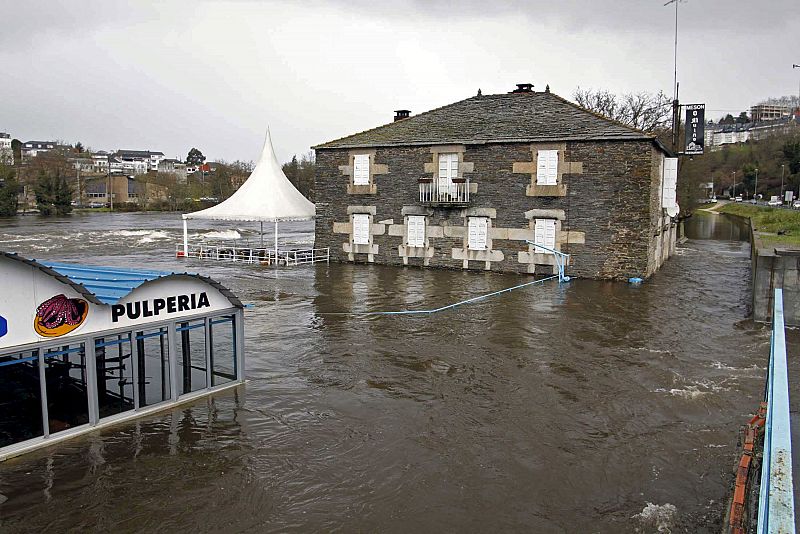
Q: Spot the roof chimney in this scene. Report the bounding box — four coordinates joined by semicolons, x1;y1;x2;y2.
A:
394;109;411;121
511;83;534;93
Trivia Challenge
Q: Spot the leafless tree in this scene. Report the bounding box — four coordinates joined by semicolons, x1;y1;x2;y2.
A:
573;87;672;133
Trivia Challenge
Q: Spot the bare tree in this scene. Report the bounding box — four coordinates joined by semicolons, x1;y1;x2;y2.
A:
573;87;672;133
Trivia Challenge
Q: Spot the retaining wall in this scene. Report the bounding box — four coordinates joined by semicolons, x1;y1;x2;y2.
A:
751;224;800;325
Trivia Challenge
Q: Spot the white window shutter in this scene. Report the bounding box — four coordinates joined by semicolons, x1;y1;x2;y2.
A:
537;150;558;185
353;154;370;185
407;215;425;247
353;214;370;245
662;157;678;209
534;219;556;254
468;217;488;250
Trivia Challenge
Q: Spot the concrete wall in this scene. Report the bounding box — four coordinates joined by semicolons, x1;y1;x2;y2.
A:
751;225;800;325
314;140;676;280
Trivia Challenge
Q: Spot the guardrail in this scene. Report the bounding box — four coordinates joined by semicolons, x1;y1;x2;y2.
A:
757;288;795;533
176;243;329;266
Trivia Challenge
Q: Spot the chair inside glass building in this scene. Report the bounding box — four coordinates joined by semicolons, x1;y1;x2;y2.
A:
0;252;245;460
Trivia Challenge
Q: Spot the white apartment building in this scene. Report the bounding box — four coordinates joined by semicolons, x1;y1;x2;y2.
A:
0;133;12;165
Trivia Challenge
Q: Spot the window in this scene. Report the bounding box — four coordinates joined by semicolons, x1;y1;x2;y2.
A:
353;154;370;186
536;150;558;185
135;327;171;407
43;343;89;433
467;217;488;250
352;214;370;245
534;219;557;254
662;157;678;209
438;153;458;194
0;350;44;447
210;315;237;386
407;215;426;247
95;334;135;418
176;320;207;395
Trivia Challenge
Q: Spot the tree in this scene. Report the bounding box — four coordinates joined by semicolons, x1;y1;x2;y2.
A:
186;148;206;166
74;142;85;153
736;112;750;124
783;139;800;174
572;87;672;132
11;139;21;164
282;152;315;200
34;168;73;216
719;114;735;125
0;165;19;216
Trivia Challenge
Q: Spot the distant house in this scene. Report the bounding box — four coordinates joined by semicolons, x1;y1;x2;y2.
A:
21;140;57;161
704;116;799;150
114;149;166;173
158;158;188;182
313;83;678;280
0;133;12;165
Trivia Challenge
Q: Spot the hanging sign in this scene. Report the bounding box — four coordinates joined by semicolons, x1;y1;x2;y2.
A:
684;104;705;155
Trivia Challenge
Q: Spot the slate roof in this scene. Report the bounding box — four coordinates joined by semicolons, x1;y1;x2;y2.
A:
314;90;663;150
116;149;165;158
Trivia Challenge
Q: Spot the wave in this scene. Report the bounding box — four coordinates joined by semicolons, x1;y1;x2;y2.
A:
202;230;242;240
633;502;677;533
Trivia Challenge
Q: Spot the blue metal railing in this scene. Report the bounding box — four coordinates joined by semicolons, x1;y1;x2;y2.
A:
757;288;795;533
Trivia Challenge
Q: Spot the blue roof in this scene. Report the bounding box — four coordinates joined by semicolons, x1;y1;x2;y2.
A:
39;262;173;305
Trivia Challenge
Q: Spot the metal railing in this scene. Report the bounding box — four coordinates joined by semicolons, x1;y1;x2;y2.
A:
176;243;329;266
757;288;795;533
419;180;470;204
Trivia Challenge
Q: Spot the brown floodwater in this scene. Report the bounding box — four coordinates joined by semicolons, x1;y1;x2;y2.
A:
0;211;775;532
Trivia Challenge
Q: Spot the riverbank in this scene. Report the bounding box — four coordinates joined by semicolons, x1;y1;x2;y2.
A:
713;203;800;248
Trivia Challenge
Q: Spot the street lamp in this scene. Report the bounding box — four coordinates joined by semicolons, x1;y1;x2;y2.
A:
781;164;786;203
732;170;736;199
754;167;759;202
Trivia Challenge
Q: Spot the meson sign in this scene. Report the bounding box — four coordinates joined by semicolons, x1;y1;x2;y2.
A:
112;292;211;322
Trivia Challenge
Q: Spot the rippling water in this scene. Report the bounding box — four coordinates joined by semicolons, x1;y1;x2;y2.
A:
0;211;773;532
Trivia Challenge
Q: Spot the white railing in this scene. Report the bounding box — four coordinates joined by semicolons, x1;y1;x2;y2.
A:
419;180;470;204
176;243;329;266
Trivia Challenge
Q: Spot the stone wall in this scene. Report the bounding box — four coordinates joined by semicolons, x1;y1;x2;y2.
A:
314;140;674;280
751;224;800;325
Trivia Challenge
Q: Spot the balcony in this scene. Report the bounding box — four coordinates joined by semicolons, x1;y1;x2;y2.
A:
419;178;471;206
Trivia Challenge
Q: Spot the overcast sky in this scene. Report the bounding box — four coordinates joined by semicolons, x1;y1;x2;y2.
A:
2;0;798;164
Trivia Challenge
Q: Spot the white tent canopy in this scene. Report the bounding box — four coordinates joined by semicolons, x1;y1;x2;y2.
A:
180;128;315;258
183;128;314;223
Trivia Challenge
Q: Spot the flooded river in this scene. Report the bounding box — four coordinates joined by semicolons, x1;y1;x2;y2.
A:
0;211;772;532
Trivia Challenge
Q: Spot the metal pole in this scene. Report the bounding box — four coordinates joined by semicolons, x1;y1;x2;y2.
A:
182;218;188;256
755;167;759;202
781;164;785;204
260;221;263;247
274;220;278;263
732;171;736;198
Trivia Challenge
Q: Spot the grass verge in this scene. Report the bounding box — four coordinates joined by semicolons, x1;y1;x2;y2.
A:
716;203;800;247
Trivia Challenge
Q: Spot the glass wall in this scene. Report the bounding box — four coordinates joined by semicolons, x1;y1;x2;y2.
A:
176;320;207;395
43;343;89;433
0;350;44;447
135;327;171;407
210;315;237;386
1;309;241;452
95;334;134;419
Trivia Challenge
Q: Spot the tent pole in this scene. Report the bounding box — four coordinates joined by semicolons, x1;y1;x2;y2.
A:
274;220;279;264
260;221;263;247
182;218;188;257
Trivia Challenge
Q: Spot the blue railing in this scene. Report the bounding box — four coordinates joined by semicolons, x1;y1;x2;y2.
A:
757;288;795;533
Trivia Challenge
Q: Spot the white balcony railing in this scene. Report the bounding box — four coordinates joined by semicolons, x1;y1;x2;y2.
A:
419;180;470;204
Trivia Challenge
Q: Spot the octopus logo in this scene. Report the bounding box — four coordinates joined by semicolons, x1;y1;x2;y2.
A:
34;294;89;337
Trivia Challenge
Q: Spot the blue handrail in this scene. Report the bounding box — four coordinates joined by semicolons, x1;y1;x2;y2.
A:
757;288;795;533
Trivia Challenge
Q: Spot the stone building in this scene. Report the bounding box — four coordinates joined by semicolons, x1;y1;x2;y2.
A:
312;84;678;280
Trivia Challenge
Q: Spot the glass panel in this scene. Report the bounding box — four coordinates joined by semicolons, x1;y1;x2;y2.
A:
44;343;89;433
135;327;171;407
176;320;207;394
0;350;44;447
95;334;135;419
210;315;237;386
